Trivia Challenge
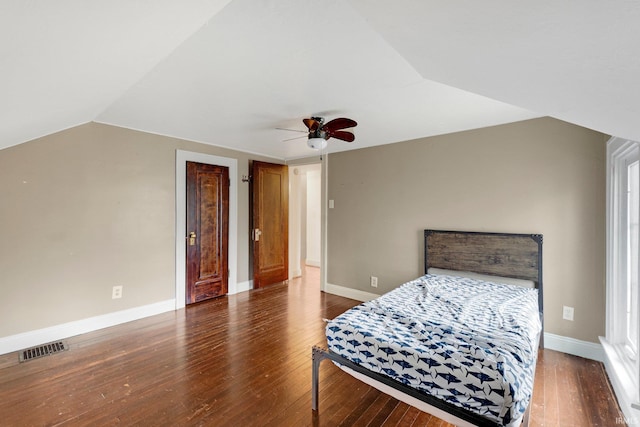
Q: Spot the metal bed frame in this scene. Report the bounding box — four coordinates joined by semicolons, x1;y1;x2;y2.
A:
312;229;543;427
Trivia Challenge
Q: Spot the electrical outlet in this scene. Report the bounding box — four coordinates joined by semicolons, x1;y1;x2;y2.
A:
370;276;378;288
562;305;574;321
112;285;123;299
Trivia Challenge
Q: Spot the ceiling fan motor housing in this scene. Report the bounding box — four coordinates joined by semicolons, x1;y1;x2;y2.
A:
309;128;328;140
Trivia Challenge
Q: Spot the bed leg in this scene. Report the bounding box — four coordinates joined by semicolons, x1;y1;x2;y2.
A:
311;346;326;411
522;402;531;427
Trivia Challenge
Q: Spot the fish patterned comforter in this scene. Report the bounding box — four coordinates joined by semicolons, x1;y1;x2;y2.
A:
326;273;541;426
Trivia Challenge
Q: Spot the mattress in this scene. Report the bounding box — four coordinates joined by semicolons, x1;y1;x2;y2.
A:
326;273;542;426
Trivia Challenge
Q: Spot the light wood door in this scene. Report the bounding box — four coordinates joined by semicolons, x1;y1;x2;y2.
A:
252;161;288;288
186;161;229;304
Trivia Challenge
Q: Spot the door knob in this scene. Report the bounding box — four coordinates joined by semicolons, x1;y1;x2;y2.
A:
189;231;196;246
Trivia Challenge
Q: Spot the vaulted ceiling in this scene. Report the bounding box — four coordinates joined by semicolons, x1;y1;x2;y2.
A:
2;1;638;160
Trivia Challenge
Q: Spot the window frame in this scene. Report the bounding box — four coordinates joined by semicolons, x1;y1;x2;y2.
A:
625;158;639;359
605;136;640;420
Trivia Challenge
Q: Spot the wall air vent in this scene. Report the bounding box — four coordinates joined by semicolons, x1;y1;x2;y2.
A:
19;341;69;363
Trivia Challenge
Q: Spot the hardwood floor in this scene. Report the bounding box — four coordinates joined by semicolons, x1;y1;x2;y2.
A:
0;267;625;426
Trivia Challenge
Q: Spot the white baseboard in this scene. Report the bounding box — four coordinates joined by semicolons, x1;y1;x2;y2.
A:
305;259;320;267
0;299;175;356
232;280;252;294
543;332;604;361
325;282;380;302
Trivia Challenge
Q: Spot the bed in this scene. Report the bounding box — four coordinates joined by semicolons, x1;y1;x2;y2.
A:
312;229;543;427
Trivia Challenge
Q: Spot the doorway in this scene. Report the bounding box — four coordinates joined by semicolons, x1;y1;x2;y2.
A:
175;150;238;310
288;163;322;281
251;161;289;288
185;161;229;304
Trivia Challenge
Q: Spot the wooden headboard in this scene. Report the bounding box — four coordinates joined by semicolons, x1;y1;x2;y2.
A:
424;229;544;322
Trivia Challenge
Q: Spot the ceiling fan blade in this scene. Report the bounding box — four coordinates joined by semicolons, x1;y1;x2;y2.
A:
327;130;355;142
282;135;308;142
323;117;357;132
303;118;320;132
276;127;307;133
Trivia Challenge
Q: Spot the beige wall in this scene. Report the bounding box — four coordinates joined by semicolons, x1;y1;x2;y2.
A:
0;122;277;337
0;118;607;344
327;117;607;343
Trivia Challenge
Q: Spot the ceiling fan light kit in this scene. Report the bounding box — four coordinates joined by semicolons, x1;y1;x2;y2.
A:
307;137;328;150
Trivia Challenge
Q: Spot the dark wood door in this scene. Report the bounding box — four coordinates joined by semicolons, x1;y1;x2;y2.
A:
186;161;229;304
252;161;288;288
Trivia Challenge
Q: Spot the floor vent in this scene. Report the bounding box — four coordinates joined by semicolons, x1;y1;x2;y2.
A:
19;341;69;363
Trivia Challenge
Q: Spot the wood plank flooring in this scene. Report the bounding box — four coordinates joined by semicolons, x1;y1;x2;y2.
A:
0;267;625;426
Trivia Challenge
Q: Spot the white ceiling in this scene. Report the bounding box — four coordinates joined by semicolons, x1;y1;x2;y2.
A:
2;1;638;160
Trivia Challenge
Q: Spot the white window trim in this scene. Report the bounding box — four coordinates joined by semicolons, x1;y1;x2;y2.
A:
602;136;640;423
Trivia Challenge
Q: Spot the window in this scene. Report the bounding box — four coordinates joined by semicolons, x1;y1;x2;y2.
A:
626;159;639;359
605;137;640;420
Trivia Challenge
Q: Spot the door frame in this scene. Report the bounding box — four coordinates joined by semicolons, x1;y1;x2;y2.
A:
286;156;328;293
176;150;238;310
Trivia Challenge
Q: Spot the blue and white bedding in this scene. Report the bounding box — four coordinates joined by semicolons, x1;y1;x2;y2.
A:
326;273;542;426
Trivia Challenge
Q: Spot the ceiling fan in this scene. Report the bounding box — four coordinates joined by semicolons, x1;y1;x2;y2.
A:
281;116;358;150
